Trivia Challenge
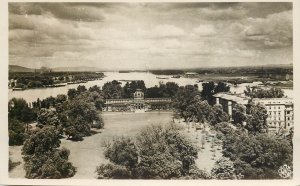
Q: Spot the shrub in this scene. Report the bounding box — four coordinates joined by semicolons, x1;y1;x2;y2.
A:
104;137;138;170
211;157;236;179
97;124;201;179
96;163;131;179
9;118;25;146
23;148;76;179
22;126;75;178
221;132;292;179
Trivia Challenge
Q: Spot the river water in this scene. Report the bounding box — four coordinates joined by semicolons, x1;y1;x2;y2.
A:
9;72;293;103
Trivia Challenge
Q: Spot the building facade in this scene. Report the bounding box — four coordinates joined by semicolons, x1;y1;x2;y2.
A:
214;92;249;116
252;98;293;134
214;92;294;134
104;89;172;113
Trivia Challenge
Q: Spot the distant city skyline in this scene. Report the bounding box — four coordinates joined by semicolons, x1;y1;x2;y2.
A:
9;2;293;70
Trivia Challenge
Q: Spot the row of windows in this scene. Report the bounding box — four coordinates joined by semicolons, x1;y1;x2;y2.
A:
269;111;282;115
268;111;293;116
268;106;282;110
269;122;292;127
267;116;293;121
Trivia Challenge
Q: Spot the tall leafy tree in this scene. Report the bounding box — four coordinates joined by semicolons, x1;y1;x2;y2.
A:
104;137;139;170
201;82;230;105
201;82;215;104
123;80;146;98
102;80;123;99
173;85;200;121
67;88;77;99
211;157;237;179
165;82;179;98
37;108;60;127
9;118;25;146
8;98;36;131
22;126;75;178
244;86;284;98
232;104;247;126
215;82;230;94
77;85;87;94
245;103;268;134
221;132;292;179
97;124;208;179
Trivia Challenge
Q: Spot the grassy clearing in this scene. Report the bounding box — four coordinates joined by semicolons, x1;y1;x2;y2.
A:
9;111;222;179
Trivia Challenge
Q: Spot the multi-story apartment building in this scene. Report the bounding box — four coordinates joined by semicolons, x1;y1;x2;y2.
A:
252;98;293;134
213;92;293;134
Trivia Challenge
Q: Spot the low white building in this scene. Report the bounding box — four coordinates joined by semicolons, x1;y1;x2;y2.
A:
214;92;249;116
104;89;172;113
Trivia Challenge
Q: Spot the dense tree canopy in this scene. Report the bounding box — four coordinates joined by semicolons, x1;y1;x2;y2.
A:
89;85;102;94
9;118;25;146
214;123;293;180
8;98;36;141
9;98;35;124
67;88;78;100
22;126;61;156
232;104;247;126
245;103;268;134
37;108;60;128
123;80;147;98
173;85;200;121
244;86;285;98
22;126;75;178
211;157;237;179
201;82;230;105
104;137;139;170
63;98;101;140
103;80;123;99
9;71;104;90
97;124;209;179
77;85;87;93
145;82;179;98
180;94;229;125
221;131;292;179
32;85;104;141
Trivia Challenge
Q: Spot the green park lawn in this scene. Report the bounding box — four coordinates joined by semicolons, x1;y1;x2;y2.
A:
9;111;222;179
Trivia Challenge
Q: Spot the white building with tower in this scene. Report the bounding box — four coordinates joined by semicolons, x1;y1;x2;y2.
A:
104;89;172;113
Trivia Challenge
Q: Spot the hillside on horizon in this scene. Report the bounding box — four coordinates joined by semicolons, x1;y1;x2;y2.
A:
9;64;293;73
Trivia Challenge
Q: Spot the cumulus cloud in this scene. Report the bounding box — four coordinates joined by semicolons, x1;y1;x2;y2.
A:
193;24;216;36
9;14;35;30
43;3;105;22
9;3;43;15
8;2;293;69
9;3;105;22
243;10;292;48
198;7;247;20
150;24;186;38
10;14;95;42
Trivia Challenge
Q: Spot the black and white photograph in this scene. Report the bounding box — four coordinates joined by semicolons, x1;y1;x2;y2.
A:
1;1;299;184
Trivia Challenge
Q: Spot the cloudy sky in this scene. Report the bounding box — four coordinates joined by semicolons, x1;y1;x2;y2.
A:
9;2;292;70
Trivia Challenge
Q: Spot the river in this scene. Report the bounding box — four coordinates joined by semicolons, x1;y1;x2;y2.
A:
9;72;293;103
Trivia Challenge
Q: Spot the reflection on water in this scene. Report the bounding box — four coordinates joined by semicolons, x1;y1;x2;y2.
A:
9;72;293;103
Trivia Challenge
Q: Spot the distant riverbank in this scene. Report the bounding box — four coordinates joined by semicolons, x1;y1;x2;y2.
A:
9;72;293;103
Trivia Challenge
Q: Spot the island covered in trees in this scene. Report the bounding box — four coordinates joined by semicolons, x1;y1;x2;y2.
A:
8;70;104;90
